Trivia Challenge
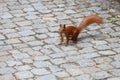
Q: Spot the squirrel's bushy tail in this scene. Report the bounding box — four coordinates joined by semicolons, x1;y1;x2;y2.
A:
77;15;103;32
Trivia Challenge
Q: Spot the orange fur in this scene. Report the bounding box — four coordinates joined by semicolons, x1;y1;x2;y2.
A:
59;15;103;46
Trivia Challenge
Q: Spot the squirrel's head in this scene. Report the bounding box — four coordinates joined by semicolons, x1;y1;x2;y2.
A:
59;24;66;33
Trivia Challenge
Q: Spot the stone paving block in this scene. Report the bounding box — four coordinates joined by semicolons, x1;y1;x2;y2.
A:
94;57;112;64
27;40;44;46
33;61;52;68
0;62;7;68
15;71;33;79
75;74;92;80
20;36;35;42
96;63;114;70
5;38;21;44
22;58;33;64
36;34;48;39
80;52;100;59
19;30;35;36
54;71;69;78
49;65;63;73
25;15;38;20
79;47;96;53
0;45;13;51
66;68;84;76
0;67;16;74
36;74;57;80
15;65;32;71
16;21;33;26
1;12;13;19
113;48;120;53
6;60;22;67
81;67;101;74
91;71;111;79
91;40;108;45
99;50;116;56
113;54;120;61
31;68;50;75
34;28;49;33
49;53;66;58
13;43;28;49
0;74;15;80
6;33;21;38
109;69;120;76
0;35;5;40
77;59;96;67
94;45;111;50
111;61;120;68
33;55;50;61
51;58;67;65
107;77;120;80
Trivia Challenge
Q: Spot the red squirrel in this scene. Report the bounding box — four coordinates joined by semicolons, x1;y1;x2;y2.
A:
59;15;103;46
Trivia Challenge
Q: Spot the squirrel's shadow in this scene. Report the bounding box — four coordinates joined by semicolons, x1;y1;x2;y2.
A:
77;34;101;42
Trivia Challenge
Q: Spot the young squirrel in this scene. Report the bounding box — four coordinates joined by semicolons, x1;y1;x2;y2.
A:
59;15;103;46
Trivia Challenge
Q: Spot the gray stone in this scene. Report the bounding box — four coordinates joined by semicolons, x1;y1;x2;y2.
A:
49;66;62;73
91;71;111;79
1;12;13;19
20;36;35;42
31;68;50;75
94;45;111;50
54;71;69;78
33;55;50;61
34;28;48;33
0;67;15;74
19;30;35;36
15;71;33;79
111;61;120;68
77;59;95;67
99;50;116;56
22;58;33;63
114;54;120;61
0;35;5;40
36;74;57;80
51;58;67;65
49;53;66;58
16;21;33;26
96;64;113;70
33;61;52;68
91;40;108;45
81;52;100;59
27;41;44;46
76;74;92;80
0;74;15;80
36;34;48;39
5;39;21;44
0;62;7;68
79;47;96;54
107;77;120;80
109;69;120;76
15;65;32;71
0;45;13;51
66;68;84;76
64;10;76;14
6;60;22;66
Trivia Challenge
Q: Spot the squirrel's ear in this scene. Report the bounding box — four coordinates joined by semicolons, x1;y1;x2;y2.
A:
63;24;66;28
60;24;62;27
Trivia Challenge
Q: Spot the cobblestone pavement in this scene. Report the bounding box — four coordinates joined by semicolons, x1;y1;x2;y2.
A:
0;0;120;80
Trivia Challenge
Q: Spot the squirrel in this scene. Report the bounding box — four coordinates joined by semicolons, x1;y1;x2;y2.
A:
59;15;103;46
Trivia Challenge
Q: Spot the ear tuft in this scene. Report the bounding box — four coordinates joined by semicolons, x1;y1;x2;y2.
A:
63;24;66;28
